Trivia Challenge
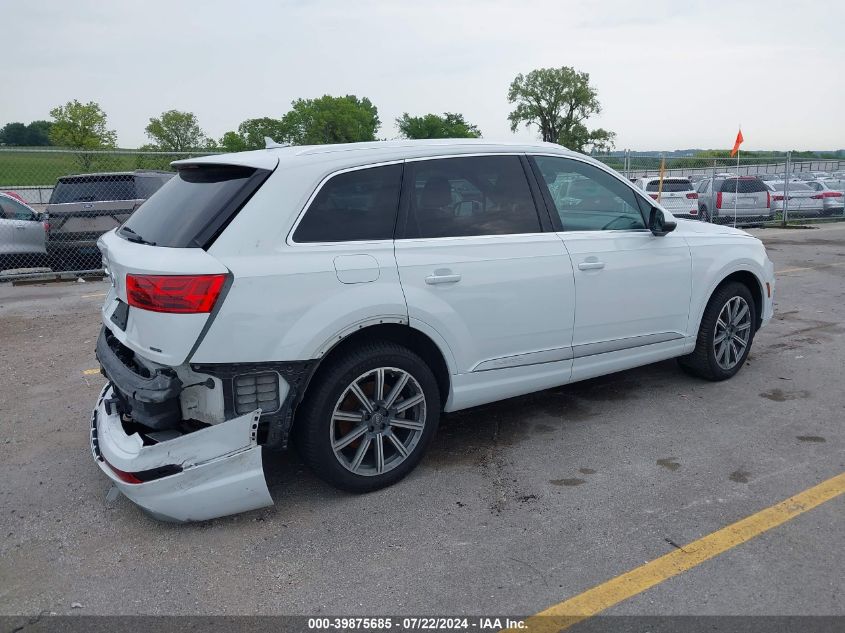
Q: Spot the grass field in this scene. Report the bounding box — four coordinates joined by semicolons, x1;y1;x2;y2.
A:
0;149;188;186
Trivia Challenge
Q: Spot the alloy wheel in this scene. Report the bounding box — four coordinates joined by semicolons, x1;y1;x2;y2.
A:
329;367;427;476
713;296;752;370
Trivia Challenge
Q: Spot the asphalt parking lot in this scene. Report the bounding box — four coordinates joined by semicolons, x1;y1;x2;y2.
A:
0;223;843;620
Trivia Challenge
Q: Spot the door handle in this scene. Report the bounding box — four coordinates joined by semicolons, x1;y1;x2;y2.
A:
578;261;605;271
15;224;26;230
425;273;462;285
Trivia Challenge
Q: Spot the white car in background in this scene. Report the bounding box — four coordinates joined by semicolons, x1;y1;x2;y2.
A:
764;181;825;217
633;176;698;218
0;192;48;270
92;139;775;522
805;180;845;215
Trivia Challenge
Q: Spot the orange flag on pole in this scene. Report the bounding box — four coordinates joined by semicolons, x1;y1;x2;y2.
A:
730;129;744;157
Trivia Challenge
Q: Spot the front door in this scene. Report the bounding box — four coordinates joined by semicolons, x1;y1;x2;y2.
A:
530;155;692;379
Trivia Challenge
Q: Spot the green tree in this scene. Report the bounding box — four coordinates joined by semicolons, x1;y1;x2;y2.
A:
219;117;290;152
145;109;209;152
0;121;53;146
0;122;28;145
25;120;53;146
49;100;117;169
279;95;380;145
396;112;481;139
507;66;615;153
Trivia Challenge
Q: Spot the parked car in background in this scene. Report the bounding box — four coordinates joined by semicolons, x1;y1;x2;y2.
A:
0;192;48;270
764;181;825;217
44;171;173;268
805;180;845;215
91;139;775;521
696;176;772;223
634;176;698;218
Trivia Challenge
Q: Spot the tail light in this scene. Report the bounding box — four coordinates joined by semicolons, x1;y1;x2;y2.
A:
126;274;227;314
649;193;659;200
716;192;723;209
810;194;824;200
43;221;50;233
686;192;698;199
772;195;785;201
766;191;771;208
822;191;843;198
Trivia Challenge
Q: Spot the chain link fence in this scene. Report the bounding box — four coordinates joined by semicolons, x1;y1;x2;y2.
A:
596;152;845;227
1;148;844;281
0;148;212;281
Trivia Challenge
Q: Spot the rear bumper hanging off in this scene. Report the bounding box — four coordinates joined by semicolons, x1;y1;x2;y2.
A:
90;384;273;522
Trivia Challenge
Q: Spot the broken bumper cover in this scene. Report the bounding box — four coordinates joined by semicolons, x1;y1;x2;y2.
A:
90;384;273;522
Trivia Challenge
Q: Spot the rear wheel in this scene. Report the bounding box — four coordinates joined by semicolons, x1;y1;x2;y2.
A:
678;282;756;381
295;342;440;492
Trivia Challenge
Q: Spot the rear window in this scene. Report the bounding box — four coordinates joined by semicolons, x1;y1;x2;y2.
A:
720;178;768;194
770;182;811;192
645;179;692;192
50;175;135;203
119;165;269;248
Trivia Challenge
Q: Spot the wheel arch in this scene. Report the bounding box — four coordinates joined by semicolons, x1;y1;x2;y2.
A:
305;323;452;410
710;269;765;331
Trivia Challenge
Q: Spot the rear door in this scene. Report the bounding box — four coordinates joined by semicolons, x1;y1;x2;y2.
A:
720;178;770;217
0;195;45;254
98;161;276;366
394;154;575;377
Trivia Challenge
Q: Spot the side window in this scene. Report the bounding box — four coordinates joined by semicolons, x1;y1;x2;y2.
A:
293;164;403;243
532;156;646;231
404;155;540;238
0;197;36;221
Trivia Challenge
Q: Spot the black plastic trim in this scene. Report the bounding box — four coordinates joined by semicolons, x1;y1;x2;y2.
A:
191;360;318;449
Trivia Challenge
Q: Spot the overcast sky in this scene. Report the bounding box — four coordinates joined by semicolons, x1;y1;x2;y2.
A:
3;0;843;151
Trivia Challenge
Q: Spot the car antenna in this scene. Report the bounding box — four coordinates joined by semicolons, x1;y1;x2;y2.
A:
264;137;290;149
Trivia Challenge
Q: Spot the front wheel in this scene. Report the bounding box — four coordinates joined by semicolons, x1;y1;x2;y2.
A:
294;342;440;492
678;282;756;381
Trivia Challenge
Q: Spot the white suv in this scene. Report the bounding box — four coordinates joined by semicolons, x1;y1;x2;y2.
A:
92;140;775;521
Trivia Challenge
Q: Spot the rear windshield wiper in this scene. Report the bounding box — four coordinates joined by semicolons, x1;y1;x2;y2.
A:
119;225;157;246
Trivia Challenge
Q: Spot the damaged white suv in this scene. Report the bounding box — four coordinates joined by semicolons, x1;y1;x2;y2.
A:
92;139;775;521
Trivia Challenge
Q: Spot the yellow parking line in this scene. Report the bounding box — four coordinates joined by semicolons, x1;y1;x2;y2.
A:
82;368;100;376
777;262;845;275
81;292;107;298
507;471;845;633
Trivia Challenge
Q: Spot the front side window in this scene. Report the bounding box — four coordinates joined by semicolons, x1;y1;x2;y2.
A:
532;156;646;231
294;164;402;243
403;155;540;238
0;197;36;221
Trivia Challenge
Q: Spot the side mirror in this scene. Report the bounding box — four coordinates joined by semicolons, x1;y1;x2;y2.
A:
649;207;676;236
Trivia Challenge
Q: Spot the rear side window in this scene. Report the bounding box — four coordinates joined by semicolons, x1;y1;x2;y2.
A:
645;179;692;192
720;178;768;193
50;175;135;203
119;165;269;248
293;164;403;243
403;155;540;238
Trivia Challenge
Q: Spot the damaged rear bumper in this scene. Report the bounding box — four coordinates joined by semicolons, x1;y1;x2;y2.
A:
90;384;273;522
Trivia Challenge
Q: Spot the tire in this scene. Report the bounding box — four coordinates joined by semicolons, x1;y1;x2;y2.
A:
678;281;756;381
699;206;710;223
294;341;441;492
